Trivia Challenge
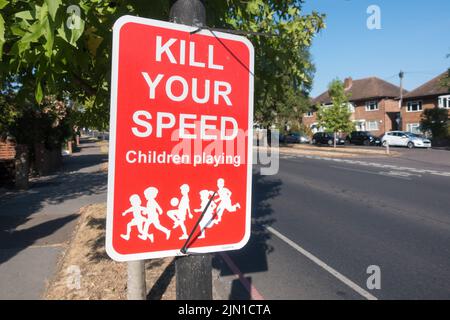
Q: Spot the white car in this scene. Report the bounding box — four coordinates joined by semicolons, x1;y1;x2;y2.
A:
381;131;431;149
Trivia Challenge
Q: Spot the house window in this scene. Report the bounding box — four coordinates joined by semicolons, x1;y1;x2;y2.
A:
366;121;379;131
305;111;314;117
438;95;450;109
353;120;366;131
365;101;379;111
407;101;423;112
348;103;355;113
406;123;421;134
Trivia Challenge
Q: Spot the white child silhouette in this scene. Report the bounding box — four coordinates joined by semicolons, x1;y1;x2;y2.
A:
167;184;193;240
142;186;171;240
195;190;217;239
214;178;240;224
120;194;153;242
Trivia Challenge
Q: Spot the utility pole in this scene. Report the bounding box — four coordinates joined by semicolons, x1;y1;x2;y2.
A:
169;0;213;300
398;70;404;131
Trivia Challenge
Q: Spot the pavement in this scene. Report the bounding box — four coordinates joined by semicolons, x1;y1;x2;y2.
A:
213;147;450;300
0;139;107;299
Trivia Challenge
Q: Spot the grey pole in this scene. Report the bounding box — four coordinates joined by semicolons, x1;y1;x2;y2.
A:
398;70;404;130
169;0;206;27
169;0;213;300
127;260;146;300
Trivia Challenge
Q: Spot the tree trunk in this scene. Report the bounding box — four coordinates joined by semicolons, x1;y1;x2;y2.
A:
334;132;337;148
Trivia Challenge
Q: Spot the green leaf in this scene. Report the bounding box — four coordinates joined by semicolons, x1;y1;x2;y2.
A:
45;0;61;21
0;14;4;60
18;18;48;53
10;23;27;37
69;18;84;46
43;18;53;58
56;21;68;42
0;0;8;10
35;81;43;103
15;10;33;20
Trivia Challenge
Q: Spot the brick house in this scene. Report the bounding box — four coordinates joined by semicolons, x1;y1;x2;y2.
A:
303;77;407;136
0;139;17;186
0;139;16;160
401;71;450;133
0;138;29;188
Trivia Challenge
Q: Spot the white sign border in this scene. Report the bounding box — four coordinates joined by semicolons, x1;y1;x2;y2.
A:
106;15;254;262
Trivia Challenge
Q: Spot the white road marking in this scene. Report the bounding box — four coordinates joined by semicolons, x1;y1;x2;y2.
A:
330;165;413;180
280;152;450;178
380;171;421;178
266;226;378;301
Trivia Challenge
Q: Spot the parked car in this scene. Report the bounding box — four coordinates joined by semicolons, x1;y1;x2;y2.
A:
311;132;346;146
381;131;431;149
283;132;310;144
346;131;381;146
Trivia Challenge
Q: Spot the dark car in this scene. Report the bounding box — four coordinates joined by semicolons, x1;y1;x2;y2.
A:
311;132;345;146
346;131;381;146
284;132;310;144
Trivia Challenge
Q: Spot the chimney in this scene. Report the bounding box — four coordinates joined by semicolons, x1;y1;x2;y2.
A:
344;77;353;90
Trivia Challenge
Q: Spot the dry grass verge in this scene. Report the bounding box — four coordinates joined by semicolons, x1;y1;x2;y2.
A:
44;203;176;300
257;144;400;158
99;162;108;172
290;143;399;156
98;140;109;154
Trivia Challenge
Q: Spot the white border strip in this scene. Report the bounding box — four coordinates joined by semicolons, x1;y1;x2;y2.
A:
266;226;378;300
106;15;254;261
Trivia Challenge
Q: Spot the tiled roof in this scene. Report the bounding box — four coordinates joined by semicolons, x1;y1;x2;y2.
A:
312;77;407;105
403;71;450;99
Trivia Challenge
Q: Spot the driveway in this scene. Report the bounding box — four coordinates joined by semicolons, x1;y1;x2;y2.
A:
0;139;108;299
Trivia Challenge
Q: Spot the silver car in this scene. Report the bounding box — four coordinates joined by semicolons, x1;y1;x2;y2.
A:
381;131;431;149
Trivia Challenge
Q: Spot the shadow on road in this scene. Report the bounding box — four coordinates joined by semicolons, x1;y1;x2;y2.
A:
146;258;176;300
229;277;252;300
212;170;282;299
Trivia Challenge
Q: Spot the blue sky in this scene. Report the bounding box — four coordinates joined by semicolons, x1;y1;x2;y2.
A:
302;0;450;97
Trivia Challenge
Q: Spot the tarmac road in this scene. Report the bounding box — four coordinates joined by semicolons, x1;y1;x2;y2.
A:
213;151;450;300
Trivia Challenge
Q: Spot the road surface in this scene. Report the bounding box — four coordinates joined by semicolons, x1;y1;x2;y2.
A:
213;150;450;300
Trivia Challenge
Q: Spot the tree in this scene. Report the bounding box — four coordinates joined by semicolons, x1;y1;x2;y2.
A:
0;0;325;132
441;52;450;89
316;79;354;148
420;108;449;140
442;68;450;89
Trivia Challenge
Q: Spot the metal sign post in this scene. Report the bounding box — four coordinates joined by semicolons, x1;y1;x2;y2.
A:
127;260;146;300
170;0;212;300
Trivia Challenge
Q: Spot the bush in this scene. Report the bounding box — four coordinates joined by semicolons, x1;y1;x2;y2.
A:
420;108;449;139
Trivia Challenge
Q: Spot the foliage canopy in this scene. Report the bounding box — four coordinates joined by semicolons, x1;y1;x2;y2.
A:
0;0;325;131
